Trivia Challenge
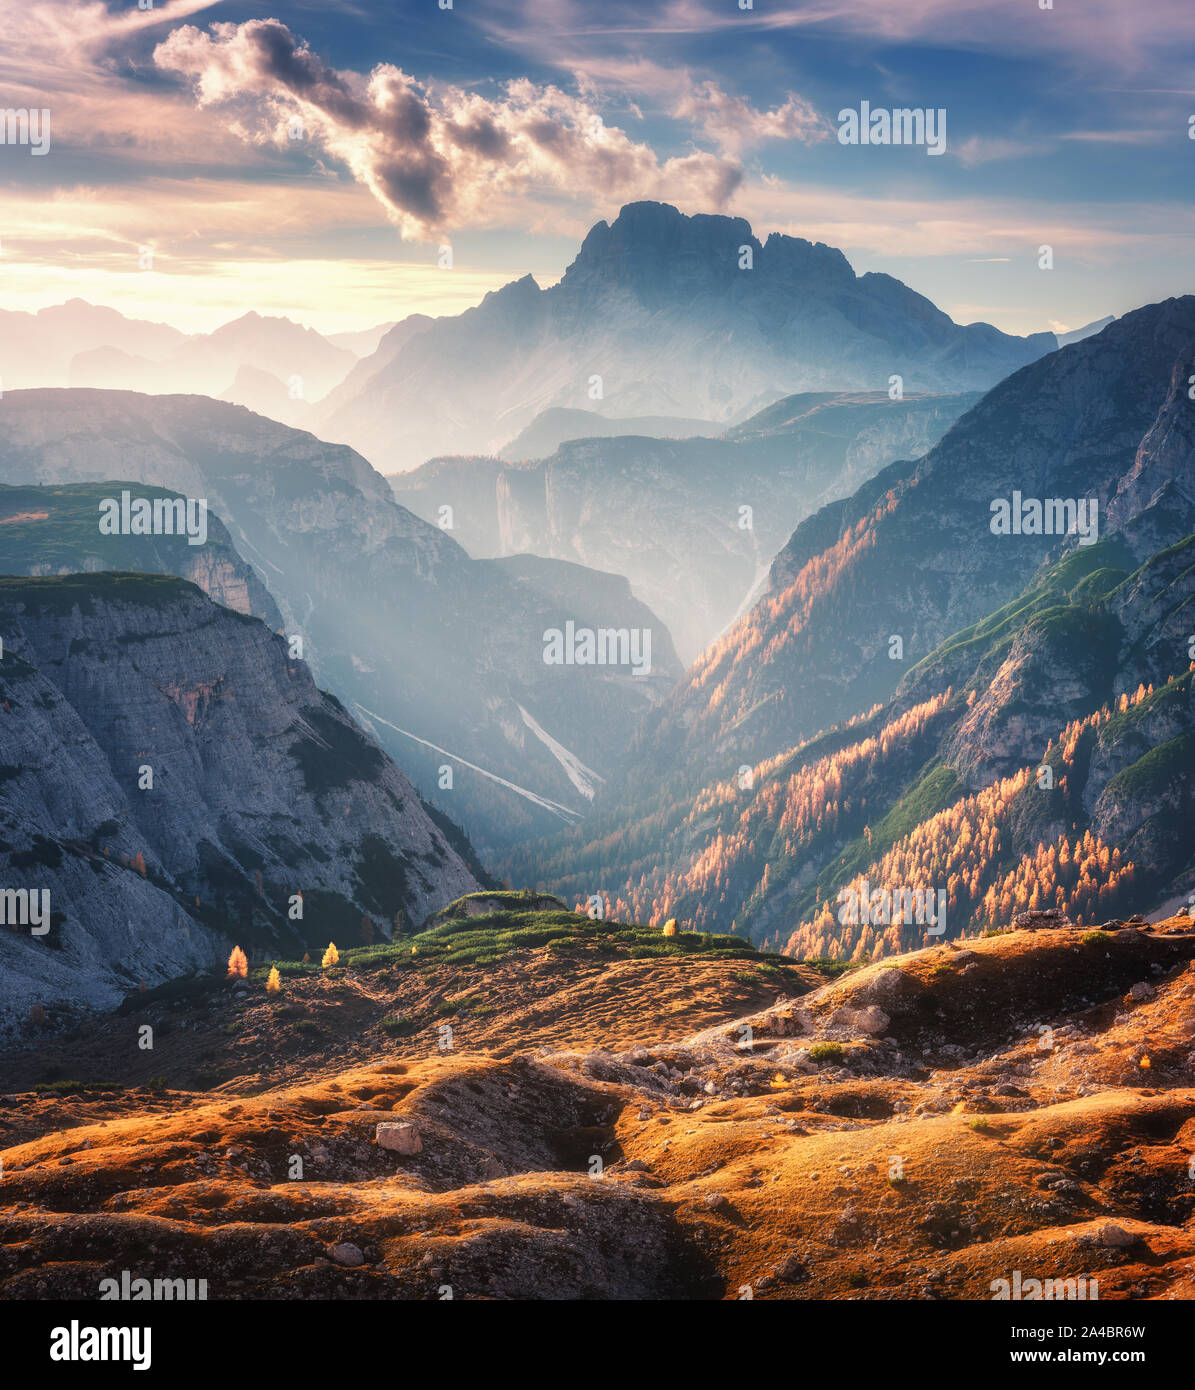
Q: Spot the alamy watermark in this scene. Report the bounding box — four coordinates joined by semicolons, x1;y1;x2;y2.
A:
837;101;946;156
99;1270;207;1301
0;886;49;934
543;622;652;676
990;492;1099;546
838;880;946;936
50;1322;150;1371
0;108;50;155
99;491;208;546
992;1270;1098;1300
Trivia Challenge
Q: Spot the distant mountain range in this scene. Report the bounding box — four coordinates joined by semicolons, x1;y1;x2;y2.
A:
70;311;356;422
314;201;1061;473
497;407;717;462
0;300;388;425
391;390;978;661
0;233;1148;990
3;221;1110;480
0;392;682;857
1056;315;1115;348
506;301;1195;954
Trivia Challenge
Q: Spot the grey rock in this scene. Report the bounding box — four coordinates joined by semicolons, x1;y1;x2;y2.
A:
328;1243;365;1267
376;1123;422;1155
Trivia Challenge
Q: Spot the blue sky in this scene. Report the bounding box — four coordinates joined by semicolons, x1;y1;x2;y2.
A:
1;0;1192;333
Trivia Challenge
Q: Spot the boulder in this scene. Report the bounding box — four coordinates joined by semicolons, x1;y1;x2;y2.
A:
1093;1222;1139;1248
329;1243;364;1267
376;1122;422;1155
1012;908;1073;931
824;1004;890;1036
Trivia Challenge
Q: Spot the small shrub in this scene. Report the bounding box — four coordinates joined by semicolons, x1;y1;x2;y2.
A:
807;958;866;978
321;942;339;968
809;1042;845;1063
227;945;248;980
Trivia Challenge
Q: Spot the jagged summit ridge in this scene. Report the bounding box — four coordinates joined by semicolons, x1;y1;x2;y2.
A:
312;202;1055;471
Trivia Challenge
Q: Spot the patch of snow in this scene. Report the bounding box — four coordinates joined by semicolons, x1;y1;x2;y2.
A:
518;704;606;801
353;704;583;822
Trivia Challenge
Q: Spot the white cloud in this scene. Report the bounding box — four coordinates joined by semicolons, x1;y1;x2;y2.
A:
953;135;1045;168
673;81;830;156
154;18;744;241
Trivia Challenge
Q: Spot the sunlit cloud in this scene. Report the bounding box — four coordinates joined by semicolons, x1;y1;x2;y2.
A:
154;18;743;241
0;0;226;146
673;81;830;156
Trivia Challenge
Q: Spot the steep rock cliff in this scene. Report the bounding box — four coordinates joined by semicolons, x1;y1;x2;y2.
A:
0;574;481;1028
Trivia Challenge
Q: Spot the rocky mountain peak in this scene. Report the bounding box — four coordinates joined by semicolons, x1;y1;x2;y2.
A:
761;230;855;283
479;273;543;316
560;201;757;306
313;202;1058;470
